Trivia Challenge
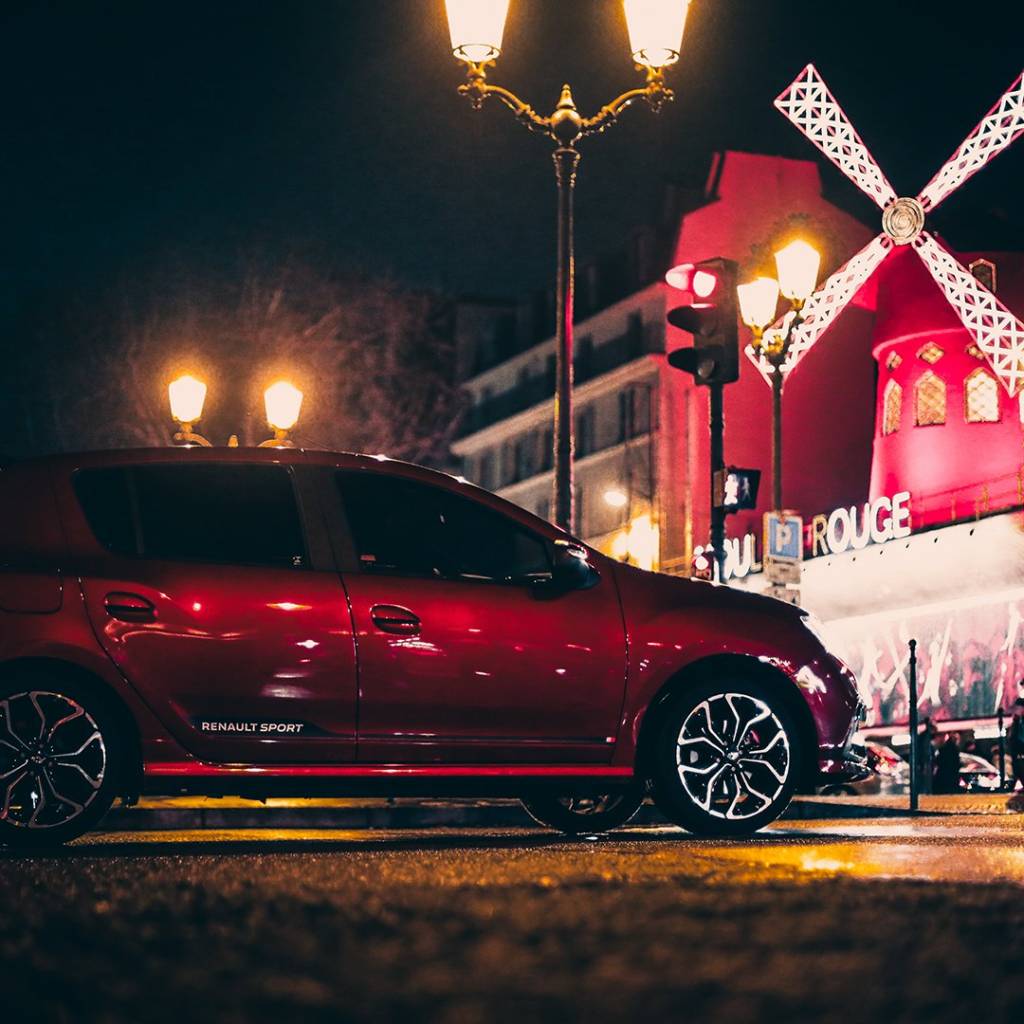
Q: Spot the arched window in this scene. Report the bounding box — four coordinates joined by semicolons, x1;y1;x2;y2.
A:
914;371;946;426
882;379;902;435
965;368;1000;423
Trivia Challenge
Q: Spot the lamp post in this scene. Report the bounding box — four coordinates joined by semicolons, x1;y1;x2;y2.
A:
738;240;821;511
260;381;304;448
445;0;691;532
168;375;212;447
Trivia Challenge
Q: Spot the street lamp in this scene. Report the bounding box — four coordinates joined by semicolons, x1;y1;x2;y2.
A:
445;0;690;532
260;381;303;448
168;374;212;447
604;487;629;509
739;240;821;511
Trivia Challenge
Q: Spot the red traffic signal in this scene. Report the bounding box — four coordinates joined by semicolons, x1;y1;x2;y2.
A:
665;257;740;386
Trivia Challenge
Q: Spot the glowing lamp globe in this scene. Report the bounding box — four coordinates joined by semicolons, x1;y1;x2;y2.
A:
264;381;303;432
168;375;207;426
738;277;781;331
604;488;629;509
445;0;510;63
774;240;821;305
623;0;690;69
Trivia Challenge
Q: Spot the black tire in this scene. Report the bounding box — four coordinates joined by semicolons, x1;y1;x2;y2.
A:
521;790;644;835
650;677;802;837
0;673;125;848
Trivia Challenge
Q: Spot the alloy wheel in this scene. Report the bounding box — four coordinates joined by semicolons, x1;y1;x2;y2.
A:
675;692;791;821
0;691;108;831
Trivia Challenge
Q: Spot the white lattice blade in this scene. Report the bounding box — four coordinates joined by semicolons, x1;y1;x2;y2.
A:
746;233;893;381
775;64;897;210
917;70;1024;212
913;232;1024;396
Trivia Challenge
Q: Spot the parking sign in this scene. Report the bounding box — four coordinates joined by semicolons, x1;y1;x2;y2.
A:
764;512;803;586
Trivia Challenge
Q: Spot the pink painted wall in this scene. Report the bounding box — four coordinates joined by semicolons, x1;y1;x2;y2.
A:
665;152;876;556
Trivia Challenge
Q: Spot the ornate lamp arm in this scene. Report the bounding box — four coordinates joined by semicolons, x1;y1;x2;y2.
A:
457;61;674;144
581;68;673;137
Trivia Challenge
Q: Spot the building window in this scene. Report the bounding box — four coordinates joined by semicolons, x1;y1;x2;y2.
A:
965;368;1000;423
882;379;902;435
575;335;595;384
576;406;596;458
969;257;997;293
540;427;553;472
885;352;902;372
478;451;495;491
914;371;946;426
966;343;986;361
514;435;536;480
500;442;517;486
917;342;944;365
618;389;635;442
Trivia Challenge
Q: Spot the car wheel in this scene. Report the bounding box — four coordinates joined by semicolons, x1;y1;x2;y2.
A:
650;678;802;836
0;677;123;848
520;790;644;835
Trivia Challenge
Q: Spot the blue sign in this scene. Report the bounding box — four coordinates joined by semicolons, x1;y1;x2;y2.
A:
766;514;803;561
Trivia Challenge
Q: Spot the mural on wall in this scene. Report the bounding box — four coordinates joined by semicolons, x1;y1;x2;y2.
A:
825;593;1024;725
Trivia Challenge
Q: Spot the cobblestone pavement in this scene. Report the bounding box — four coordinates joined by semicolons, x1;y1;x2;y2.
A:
2;817;1023;1024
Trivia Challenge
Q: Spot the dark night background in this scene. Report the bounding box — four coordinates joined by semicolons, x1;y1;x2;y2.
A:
2;0;1023;452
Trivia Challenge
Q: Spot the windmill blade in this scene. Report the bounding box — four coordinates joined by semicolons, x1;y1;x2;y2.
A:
917;70;1024;212
747;233;893;382
775;64;897;210
913;232;1024;396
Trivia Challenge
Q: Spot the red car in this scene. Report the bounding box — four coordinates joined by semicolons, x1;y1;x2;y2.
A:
0;448;864;846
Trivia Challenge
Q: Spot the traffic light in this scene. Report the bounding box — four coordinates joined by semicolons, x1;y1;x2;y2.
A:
665;257;739;386
714;466;761;514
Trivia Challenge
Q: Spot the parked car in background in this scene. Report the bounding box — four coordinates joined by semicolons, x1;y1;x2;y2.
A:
958;753;1000;792
0;448;866;846
821;742;1001;796
820;742;908;796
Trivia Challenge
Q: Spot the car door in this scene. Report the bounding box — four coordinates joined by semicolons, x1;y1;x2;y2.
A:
328;468;628;764
72;461;358;764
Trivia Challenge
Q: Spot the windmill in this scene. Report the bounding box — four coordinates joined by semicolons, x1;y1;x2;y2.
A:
747;64;1024;395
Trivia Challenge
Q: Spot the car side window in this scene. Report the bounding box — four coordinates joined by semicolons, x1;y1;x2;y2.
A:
336;471;551;583
75;464;308;569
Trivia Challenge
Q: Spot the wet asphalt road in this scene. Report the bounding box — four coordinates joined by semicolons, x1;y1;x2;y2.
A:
2;818;1024;1024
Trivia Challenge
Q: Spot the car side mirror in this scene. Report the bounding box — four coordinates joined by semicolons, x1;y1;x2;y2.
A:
549;540;599;591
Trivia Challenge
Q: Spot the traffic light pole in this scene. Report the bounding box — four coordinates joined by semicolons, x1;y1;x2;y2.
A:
771;367;783;511
709;382;726;583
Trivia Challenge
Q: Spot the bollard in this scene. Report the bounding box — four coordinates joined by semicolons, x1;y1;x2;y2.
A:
908;638;919;813
998;707;1007;790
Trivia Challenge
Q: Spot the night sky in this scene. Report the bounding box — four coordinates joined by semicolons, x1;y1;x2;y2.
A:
5;0;1024;307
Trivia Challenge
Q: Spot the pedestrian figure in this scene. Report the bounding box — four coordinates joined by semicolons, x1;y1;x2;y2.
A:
934;731;961;795
916;718;937;795
1009;698;1024;791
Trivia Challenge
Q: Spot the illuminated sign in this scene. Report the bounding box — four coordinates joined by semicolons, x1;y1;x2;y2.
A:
809;492;912;557
706;492;913;581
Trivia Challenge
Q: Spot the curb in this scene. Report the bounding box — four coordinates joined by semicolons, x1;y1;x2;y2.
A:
96;796;960;832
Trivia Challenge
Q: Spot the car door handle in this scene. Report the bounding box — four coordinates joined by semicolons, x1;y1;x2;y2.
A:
104;592;157;623
370;604;421;635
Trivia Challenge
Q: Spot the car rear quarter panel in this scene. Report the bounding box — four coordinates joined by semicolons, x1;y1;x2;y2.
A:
608;564;860;771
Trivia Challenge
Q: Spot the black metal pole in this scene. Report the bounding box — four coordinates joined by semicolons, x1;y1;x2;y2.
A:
552;146;580;533
998;706;1007;790
908;638;919;813
771;365;783;511
709;381;726;583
